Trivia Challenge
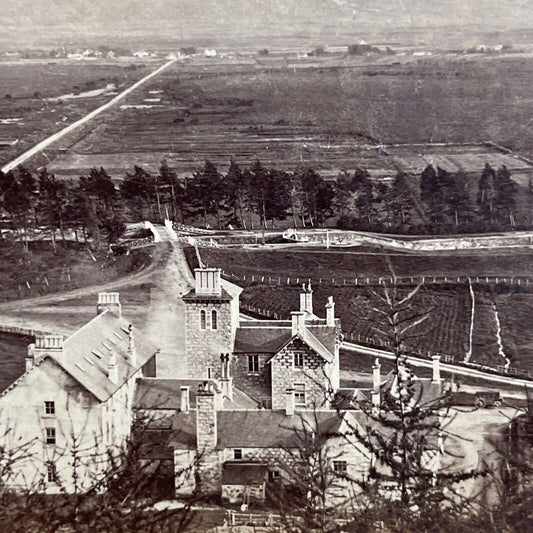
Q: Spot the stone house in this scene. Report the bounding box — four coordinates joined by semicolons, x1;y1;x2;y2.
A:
0;293;158;493
170;382;371;505
183;268;342;410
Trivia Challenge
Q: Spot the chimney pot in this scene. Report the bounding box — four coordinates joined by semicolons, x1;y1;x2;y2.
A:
31;335;64;365
372;358;381;392
326;296;335;327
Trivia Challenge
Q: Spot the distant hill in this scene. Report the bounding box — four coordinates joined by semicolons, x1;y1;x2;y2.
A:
2;0;533;47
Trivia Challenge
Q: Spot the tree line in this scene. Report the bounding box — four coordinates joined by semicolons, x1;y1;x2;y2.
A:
0;159;527;251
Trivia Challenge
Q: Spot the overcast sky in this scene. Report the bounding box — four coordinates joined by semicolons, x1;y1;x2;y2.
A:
2;0;533;46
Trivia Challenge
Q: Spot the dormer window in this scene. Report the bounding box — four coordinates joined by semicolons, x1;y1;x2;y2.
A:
200;310;206;330
294;352;304;368
211;310;218;330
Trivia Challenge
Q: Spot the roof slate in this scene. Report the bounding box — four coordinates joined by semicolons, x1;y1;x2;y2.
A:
54;310;159;402
169;409;344;449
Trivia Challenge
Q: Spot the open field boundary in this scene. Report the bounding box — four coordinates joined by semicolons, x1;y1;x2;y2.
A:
0;324;49;337
222;270;533;288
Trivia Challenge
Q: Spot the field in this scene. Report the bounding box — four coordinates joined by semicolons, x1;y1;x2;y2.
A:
0;241;155;302
39;52;533;182
0;58;154;168
192;246;533;369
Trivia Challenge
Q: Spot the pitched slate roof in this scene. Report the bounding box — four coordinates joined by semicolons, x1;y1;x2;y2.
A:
169;409;344;450
134;379;258;411
181;287;232;303
266;328;334;364
235;319;338;364
54;310;159;402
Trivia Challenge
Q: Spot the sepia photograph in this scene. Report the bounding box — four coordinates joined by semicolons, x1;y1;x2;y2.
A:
0;1;532;531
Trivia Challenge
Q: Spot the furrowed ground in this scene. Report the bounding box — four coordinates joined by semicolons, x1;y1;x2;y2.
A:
191;245;533;370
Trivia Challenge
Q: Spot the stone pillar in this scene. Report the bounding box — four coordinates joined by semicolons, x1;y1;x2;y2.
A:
372;358;381;392
196;382;217;451
432;355;441;383
371;390;380;416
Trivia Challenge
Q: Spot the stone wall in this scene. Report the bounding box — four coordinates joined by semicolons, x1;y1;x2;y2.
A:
185;300;234;379
232;353;271;402
270;341;329;410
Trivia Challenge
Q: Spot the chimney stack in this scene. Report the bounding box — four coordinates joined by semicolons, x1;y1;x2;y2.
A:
127;324;136;366
299;281;313;315
326;296;335;327
196;382;217;451
180;386;190;413
28;334;64;369
194;268;222;296
107;352;118;384
285;388;295;416
97;292;121;318
432;355;441;383
291;311;306;336
372;358;381;392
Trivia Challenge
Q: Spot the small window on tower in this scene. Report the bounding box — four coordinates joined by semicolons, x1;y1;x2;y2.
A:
211;310;217;330
200;310;206;330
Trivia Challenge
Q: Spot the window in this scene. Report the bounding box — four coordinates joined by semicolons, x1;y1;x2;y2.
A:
248;355;259;373
268;470;280;482
200;310;206;330
45;427;56;445
333;461;347;474
207;367;213;379
294;383;306;406
294;352;304;368
233;449;242;460
44;401;55;415
211;310;217;330
47;462;57;483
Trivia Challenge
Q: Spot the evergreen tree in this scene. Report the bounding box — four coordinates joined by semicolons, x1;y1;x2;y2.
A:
223;160;250;228
477;163;496;224
494;165;517;227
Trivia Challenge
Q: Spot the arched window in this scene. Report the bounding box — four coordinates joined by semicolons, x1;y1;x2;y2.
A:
200;310;206;330
211;309;218;330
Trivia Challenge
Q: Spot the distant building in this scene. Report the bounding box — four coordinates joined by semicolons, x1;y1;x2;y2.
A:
0;293;158;493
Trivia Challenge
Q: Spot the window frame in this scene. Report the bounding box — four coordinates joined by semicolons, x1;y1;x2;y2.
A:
44;401;55;416
294;383;306;406
233;448;243;460
333;460;347;474
45;427;56;445
294;351;304;368
47;462;57;483
248;354;260;374
211;309;217;330
200;310;206;330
